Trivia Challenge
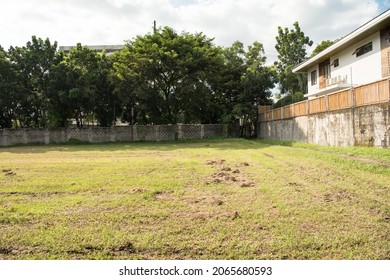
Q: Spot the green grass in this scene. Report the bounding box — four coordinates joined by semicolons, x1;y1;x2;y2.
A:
0;139;389;260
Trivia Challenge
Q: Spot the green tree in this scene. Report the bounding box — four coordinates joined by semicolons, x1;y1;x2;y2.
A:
51;44;100;128
218;41;246;123
93;52;117;127
48;44;115;128
273;92;305;108
233;42;275;136
111;26;224;124
275;22;313;96
8;36;59;127
310;40;335;57
47;55;74;128
0;46;22;128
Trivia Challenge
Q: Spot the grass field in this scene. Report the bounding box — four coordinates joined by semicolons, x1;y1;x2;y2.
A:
0;139;389;260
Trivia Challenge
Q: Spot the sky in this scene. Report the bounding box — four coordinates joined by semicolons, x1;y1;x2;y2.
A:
1;0;389;62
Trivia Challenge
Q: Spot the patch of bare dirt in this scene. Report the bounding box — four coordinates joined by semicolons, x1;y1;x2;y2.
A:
299;222;320;234
205;159;226;166
285;182;301;187
2;169;16;176
205;159;255;187
152;190;174;201
0;245;40;257
0;247;12;255
268;205;281;217
191;196;224;206
112;242;136;256
324;190;353;203
128;188;147;194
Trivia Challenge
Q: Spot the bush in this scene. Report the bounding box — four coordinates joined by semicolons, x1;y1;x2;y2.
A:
274;92;306;108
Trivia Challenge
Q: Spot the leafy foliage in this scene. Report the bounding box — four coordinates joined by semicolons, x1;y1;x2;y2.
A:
275;22;313;96
273;92;305;108
111;27;224;124
310;40;335;57
232;42;275;136
7;36;59;128
1;28;277;129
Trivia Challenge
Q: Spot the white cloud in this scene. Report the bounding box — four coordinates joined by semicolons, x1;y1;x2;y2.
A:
0;0;383;62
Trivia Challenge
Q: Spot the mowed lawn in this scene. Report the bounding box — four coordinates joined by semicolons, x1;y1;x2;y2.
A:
0;139;389;260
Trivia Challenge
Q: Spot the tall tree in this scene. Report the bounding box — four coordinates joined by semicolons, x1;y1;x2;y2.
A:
111;26;224;124
8;36;59;127
233;42;275;136
50;44;100;128
47;54;74;128
93;52;117;127
48;44;115;128
218;41;246;123
0;46;22;128
275;22;313;96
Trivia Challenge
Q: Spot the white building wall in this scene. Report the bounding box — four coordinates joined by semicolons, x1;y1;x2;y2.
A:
307;31;382;96
307;65;319;95
331;31;381;85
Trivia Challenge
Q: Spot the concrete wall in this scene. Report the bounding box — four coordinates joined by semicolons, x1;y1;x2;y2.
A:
0;124;234;147
259;103;390;147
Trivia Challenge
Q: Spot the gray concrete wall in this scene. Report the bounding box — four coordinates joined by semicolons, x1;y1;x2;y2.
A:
0;124;231;147
259;103;390;147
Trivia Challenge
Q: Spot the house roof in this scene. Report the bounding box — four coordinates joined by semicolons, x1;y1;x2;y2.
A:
293;9;390;73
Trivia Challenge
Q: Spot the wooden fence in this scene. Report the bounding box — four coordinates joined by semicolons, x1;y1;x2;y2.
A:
259;78;390;122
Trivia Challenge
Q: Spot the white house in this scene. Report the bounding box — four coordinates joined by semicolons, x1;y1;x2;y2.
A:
293;9;390;99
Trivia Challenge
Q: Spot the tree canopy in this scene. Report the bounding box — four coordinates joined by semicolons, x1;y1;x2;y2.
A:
111;27;224;125
310;40;335;57
274;22;313;96
1;23;318;130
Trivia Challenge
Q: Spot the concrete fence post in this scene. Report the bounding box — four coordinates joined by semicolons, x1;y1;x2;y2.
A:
178;124;183;140
155;125;160;142
223;124;228;138
200;125;205;139
23;130;28;144
88;128;93;143
1;130;6;146
110;127;116;142
132;125;138;142
44;129;50;144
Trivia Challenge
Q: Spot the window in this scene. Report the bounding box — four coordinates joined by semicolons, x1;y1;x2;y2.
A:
332;58;339;67
324;64;331;79
353;42;373;57
311;70;317;86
